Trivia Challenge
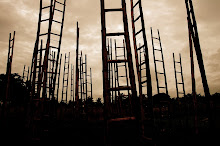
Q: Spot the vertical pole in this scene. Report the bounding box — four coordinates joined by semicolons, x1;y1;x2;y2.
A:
122;0;137;111
57;54;62;101
173;53;179;99
90;68;92;99
75;22;79;113
80;52;83;101
62;54;66;102
85;55;88;101
23;65;26;80
188;19;198;134
27;66;30;82
100;0;110;145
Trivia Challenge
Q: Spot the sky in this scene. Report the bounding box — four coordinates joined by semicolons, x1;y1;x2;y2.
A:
0;0;219;102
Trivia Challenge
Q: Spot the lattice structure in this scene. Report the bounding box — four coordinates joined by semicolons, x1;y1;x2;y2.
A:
151;28;168;95
173;53;185;98
61;52;70;103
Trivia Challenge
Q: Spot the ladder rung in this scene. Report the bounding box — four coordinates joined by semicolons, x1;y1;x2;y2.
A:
116;55;125;57
176;71;181;74
39;33;48;36
51;32;60;36
159;87;166;88
54;8;63;13
134;15;141;23
106;32;124;36
56;1;65;5
118;76;126;77
41;18;49;22
104;8;123;12
108;59;128;63
109;86;132;91
50;46;59;49
155;60;163;62
177;82;184;84
137;44;144;50
135;29;142;36
141;80;147;84
42;6;51;10
116;47;124;49
141;68;146;71
133;1;140;9
140;61;145;66
38;48;46;51
157;72;164;75
53;20;62;24
154;48;161;51
178;92;185;94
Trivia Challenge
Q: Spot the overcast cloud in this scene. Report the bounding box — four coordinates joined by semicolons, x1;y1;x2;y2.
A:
0;0;219;101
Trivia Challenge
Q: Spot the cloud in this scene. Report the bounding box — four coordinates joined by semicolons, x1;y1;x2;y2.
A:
0;0;219;101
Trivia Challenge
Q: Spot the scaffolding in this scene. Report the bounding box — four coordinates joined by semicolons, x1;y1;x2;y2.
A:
151;28;168;95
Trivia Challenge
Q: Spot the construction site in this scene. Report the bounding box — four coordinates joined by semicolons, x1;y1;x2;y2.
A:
0;0;220;145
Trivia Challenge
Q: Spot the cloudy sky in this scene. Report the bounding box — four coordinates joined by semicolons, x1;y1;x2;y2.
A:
0;0;219;101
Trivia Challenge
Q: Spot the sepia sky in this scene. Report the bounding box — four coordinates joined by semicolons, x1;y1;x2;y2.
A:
0;0;219;101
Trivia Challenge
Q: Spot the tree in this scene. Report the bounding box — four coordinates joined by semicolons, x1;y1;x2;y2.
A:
0;73;28;106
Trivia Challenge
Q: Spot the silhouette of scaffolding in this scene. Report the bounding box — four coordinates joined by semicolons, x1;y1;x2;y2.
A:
54;53;62;101
23;65;30;83
151;28;168;95
75;22;80;114
3;31;15;120
100;0;140;144
62;52;70;103
28;0;66;141
71;64;74;101
185;0;210;98
173;53;185;98
88;68;93;99
130;0;152;100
